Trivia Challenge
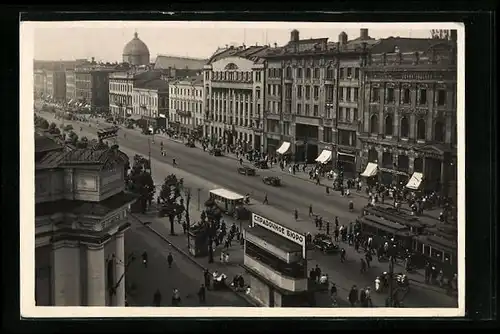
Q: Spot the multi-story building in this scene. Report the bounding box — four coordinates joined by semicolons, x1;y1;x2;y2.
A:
108;69;161;120
35;131;136;306
45;70;66;102
65;68;76;102
262;29;374;170
75;62;118;112
203;45;269;150
359;34;457;199
132;79;170;129
168;75;204;136
34;69;47;98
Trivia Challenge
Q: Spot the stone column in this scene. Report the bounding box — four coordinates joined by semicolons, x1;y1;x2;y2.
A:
87;244;106;306
114;232;126;306
52;242;81;306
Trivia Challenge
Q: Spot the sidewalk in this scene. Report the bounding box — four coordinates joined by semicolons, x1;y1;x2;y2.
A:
129;210;257;306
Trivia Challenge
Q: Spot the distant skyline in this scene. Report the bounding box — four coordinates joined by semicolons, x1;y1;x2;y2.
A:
28;21;459;63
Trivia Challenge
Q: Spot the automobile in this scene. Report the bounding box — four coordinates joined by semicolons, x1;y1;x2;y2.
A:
209;148;223;156
254;160;269;169
237;166;256;176
185;140;195;148
262;176;281;186
312;234;339;254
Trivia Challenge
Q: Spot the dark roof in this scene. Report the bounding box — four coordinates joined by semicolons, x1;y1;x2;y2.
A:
207;45;270;64
35;133;63;154
35;191;138;217
134;78;169;90
369;37;453;54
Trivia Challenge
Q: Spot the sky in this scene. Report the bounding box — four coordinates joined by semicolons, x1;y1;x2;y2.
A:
29;21;458;62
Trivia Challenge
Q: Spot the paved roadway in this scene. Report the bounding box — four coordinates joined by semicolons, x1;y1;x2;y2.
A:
38;110;457;307
124;218;250;307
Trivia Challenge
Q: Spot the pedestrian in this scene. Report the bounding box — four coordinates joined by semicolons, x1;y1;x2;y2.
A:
319;217;323;230
314;265;321;283
167;252;173;268
294;209;298;220
263;194;269;204
153;289;162;307
198;284;206;303
203;269;211;290
334;228;339;242
340;248;346;263
182;221;187;234
326;186;330;194
171;288;181;306
360;258;367;273
359;288;367;307
335;217;339;229
220;251;225;263
365;251;372;268
330;283;338;306
326;222;330;235
424;262;430;283
365;287;373;307
354;239;360;252
348;285;358;307
309;204;313;217
224;252;230;264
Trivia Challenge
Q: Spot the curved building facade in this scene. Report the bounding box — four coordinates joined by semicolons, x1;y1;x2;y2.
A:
122;32;150;66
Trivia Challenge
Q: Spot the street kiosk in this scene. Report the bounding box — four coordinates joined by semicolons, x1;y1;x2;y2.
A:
242;204;312;307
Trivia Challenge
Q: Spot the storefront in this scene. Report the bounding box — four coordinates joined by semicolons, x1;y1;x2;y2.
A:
315;149;333;165
336;149;357;178
361;162;379;187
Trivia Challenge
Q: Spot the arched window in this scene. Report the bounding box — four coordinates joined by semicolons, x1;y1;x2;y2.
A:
417;119;426;140
400;116;409;138
385;115;393;136
434;121;445;142
370;114;378;134
286;66;292;79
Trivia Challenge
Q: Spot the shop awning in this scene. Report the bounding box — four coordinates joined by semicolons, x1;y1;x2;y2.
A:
406;172;424;190
127;114;142;121
276;142;291;154
315;150;332;163
159;113;166;118
361;162;379;177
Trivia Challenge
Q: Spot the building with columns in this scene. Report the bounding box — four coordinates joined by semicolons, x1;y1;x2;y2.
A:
359;34;457;199
35;132;136;306
132;78;170;129
168;75;204;136
203;45;269;150
262;29;375;171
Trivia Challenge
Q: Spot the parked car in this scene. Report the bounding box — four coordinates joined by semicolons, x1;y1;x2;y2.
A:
312;234;339;254
185;140;195;148
237;166;256;176
262;176;281;186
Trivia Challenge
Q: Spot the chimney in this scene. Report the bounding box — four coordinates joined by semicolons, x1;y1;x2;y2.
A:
290;29;299;42
274;42;278;48
360;28;369;40
338;32;348;47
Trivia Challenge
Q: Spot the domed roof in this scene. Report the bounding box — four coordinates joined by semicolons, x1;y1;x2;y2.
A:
122;32;150;57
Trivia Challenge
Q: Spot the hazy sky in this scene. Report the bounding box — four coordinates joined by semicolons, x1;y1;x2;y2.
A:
29;21;457;62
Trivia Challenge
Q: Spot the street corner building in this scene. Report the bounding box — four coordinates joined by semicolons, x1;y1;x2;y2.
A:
168;74;204;137
34;132;138;306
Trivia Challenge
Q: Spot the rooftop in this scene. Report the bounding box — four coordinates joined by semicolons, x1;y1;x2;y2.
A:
207;45;270;64
369;37;454;54
170;74;204;86
134;78;170;90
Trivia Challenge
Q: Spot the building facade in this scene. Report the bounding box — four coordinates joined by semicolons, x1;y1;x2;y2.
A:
34;69;47;98
132;79;170;128
359;36;457;198
168;75;204;136
45;70;67;102
65;69;76;102
203;45;269;150
108;70;162;120
35;133;136;306
75;65;117;112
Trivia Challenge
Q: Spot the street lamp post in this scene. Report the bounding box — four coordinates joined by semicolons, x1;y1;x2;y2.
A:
185;187;191;250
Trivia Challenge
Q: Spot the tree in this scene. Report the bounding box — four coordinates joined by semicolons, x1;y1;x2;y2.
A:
127;155;155;213
67;131;79;146
159;174;185;235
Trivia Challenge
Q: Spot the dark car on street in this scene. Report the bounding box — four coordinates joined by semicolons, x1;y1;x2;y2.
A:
262;176;281;186
209;148;223;156
254;160;269;169
312;234;339;254
185;139;195;148
237;166;256;176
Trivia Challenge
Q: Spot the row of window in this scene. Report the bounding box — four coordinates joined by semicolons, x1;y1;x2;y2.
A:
369;114;456;144
109;82;132;93
269;66;360;81
371;86;448;106
170;99;203;113
133;94;158;107
170;87;203;97
212;115;253;128
170;115;204;126
211;99;253;113
210;92;252;102
211;71;253;82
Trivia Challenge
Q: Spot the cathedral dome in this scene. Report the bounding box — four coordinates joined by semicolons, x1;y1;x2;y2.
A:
122;32;150;66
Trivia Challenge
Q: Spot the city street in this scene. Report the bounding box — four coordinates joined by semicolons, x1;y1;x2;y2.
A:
124;220;250;307
39;110;457;307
